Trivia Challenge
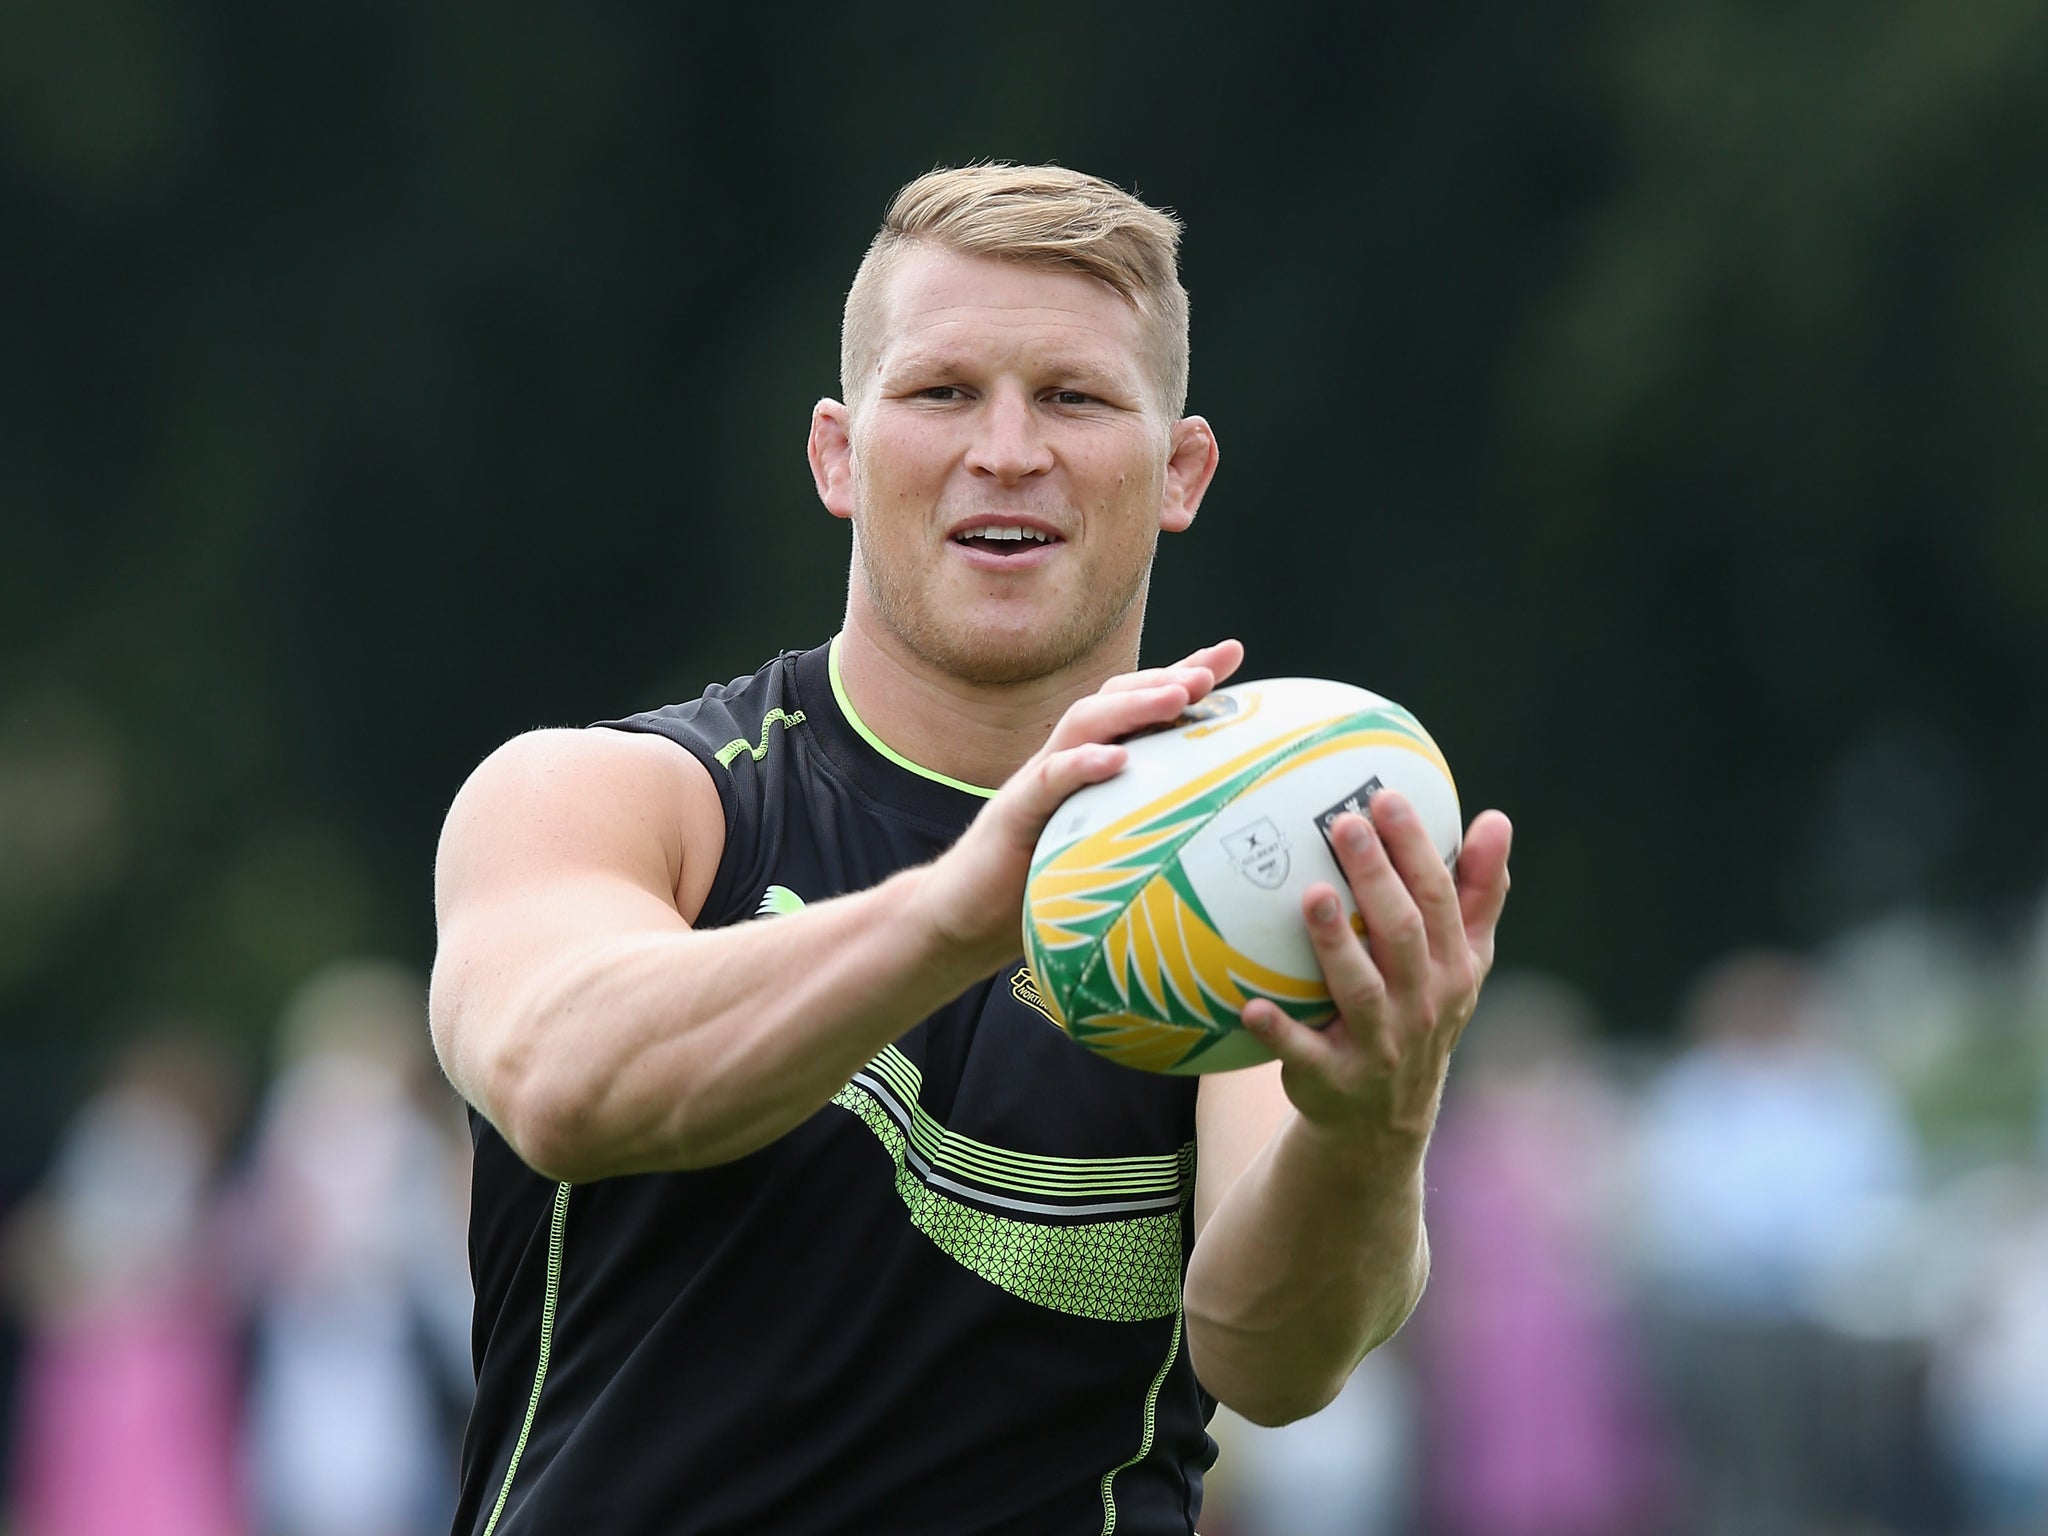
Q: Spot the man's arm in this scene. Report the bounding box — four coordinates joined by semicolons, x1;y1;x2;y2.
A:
428;646;1242;1183
1182;792;1513;1426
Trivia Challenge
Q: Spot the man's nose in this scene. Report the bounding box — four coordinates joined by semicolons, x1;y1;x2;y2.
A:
965;386;1054;484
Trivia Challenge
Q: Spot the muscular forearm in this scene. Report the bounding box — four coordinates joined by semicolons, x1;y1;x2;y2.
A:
1183;1116;1429;1426
438;865;993;1182
431;660;1243;1186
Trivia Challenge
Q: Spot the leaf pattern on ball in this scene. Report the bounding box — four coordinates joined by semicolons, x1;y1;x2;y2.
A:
1028;707;1454;1071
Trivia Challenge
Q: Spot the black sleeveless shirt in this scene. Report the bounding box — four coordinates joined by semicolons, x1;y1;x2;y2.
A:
455;640;1216;1536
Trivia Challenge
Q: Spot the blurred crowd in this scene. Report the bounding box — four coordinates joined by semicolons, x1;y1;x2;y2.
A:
7;898;2048;1536
1210;898;2048;1536
0;962;473;1536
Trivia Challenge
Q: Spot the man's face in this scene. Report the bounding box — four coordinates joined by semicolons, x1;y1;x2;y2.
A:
815;246;1212;687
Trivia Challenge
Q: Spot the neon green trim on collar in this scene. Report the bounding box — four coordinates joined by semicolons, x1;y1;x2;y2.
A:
828;636;999;799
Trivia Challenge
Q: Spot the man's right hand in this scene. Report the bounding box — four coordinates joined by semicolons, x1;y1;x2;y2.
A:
911;639;1245;977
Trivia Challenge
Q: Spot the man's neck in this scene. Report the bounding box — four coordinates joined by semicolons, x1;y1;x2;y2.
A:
831;616;1139;792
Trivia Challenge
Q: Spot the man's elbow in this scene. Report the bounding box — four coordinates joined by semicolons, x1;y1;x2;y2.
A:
498;1084;606;1185
1185;1321;1348;1429
1188;1296;1421;1428
444;1016;616;1184
1213;1372;1349;1429
488;1046;739;1183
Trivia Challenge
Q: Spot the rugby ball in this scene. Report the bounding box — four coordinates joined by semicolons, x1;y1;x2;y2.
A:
1023;678;1461;1074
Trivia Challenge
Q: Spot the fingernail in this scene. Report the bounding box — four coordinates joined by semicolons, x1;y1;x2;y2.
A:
1376;794;1409;825
1311;894;1339;923
1341;818;1374;852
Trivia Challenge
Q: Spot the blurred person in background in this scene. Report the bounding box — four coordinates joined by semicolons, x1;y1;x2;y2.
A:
1926;1167;2048;1535
1412;972;1671;1536
1633;950;1921;1536
239;959;473;1536
1202;1349;1417;1536
2;1030;246;1536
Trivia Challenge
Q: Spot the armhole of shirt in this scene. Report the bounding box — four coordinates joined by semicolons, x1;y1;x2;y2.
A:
589;718;753;930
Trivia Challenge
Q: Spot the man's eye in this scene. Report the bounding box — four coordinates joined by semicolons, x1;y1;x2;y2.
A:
915;385;963;401
1049;389;1096;406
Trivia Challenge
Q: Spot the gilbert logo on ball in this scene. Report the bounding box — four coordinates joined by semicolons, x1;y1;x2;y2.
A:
1023;678;1461;1075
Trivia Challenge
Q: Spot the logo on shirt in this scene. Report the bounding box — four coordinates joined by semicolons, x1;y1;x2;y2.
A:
756;885;806;918
1010;965;1062;1027
717;709;807;769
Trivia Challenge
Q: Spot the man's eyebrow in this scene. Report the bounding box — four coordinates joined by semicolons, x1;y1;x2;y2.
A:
879;353;964;379
1036;358;1132;386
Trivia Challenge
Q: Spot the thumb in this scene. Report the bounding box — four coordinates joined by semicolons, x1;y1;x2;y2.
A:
1241;999;1341;1077
990;742;1126;853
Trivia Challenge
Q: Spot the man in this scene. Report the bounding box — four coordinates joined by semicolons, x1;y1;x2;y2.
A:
431;164;1513;1535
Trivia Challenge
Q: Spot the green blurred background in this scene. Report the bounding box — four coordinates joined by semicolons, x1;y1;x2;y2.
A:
4;0;2045;1157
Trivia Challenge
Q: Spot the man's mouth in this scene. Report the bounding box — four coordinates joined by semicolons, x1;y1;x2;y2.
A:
952;524;1061;557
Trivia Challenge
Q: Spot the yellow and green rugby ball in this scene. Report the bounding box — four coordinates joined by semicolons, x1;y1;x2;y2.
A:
1023;677;1461;1074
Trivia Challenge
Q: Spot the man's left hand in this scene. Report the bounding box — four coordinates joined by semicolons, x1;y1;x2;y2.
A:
1239;796;1513;1149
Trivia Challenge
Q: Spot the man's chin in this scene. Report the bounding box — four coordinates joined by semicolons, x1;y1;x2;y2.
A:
915;630;1083;687
860;559;1149;688
897;608;1133;688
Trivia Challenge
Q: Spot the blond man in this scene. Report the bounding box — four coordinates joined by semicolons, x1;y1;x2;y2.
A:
432;164;1513;1536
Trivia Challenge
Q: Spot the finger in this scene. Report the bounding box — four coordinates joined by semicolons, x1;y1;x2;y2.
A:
994;742;1128;845
1044;681;1191;753
1369;790;1465;963
1455;810;1514;972
1174;638;1244;690
1099;636;1242;699
1328;812;1431;992
1240;997;1343;1077
1098;664;1213;698
1299;881;1390;1027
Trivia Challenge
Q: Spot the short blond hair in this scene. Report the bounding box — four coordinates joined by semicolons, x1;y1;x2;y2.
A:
840;164;1190;417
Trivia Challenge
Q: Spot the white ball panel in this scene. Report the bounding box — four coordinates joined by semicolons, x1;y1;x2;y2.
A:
1026;676;1464;1074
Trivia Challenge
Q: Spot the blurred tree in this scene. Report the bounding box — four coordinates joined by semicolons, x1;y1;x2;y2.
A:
1;0;2042;1166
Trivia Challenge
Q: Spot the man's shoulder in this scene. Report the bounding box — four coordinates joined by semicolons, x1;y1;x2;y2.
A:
453;724;715;831
591;648;813;766
438;722;729;926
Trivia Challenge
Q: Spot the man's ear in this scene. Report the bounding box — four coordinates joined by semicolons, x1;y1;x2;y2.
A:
1159;415;1220;534
809;399;856;520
